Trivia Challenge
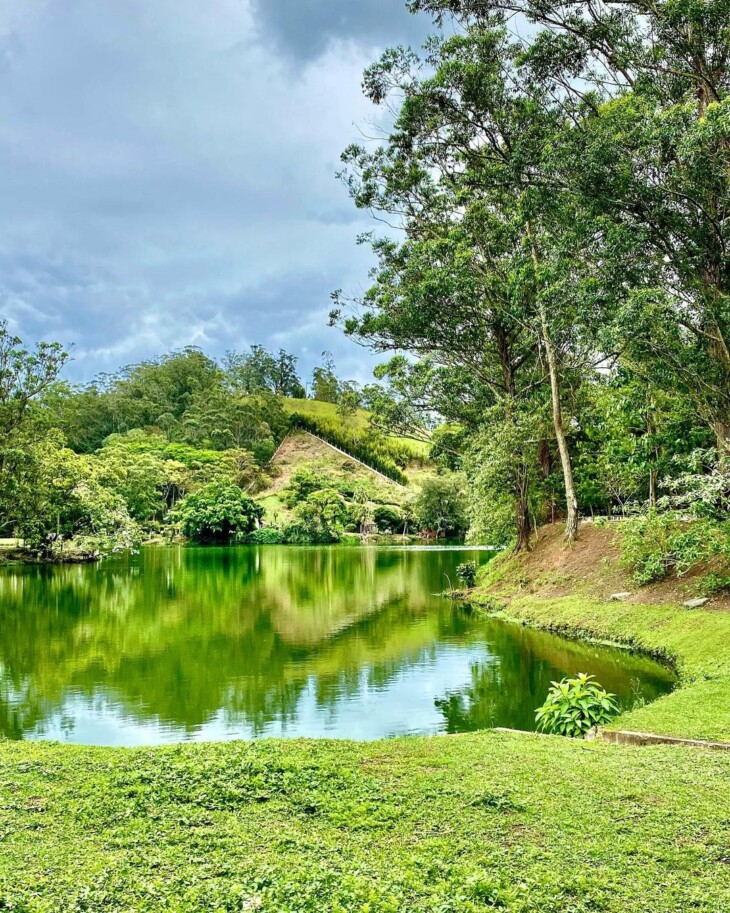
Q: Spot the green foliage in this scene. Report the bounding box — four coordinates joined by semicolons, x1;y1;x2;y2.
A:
311;351;341;404
620;513;730;586
170;482;264;543
224;345;305;398
456;561;478;588
244;527;284;545
412;475;469;539
284;490;350;544
373;504;405;533
696;572;730;598
12;442;141;557
535;674;619;738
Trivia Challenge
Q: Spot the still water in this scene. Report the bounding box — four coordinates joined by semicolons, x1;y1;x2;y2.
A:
0;546;675;745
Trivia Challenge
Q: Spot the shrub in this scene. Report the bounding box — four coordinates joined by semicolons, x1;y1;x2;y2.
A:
373;504;405;533
535;674;619;738
169;482;263;543
413;475;468;538
283;490;349;544
620;512;730;585
456;561;478;588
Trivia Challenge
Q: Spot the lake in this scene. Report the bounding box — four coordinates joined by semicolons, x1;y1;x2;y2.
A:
0;545;675;745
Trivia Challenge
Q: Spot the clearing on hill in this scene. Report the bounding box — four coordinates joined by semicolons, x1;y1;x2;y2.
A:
266;429;405;494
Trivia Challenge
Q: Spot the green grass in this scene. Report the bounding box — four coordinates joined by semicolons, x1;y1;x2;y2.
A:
281;398;430;461
2;733;729;912
470;592;730;742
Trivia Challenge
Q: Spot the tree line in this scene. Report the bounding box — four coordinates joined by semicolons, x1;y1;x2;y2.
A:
0;329;387;557
331;0;729;555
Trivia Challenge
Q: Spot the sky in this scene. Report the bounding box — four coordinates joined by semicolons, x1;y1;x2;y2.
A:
0;0;432;385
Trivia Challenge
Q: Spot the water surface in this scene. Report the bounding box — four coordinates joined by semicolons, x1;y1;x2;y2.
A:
0;546;675;744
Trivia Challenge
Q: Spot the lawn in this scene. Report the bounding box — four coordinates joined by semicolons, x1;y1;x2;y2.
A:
1;732;729;912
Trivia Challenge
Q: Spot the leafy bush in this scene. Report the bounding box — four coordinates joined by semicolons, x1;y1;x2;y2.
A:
412;475;468;538
283;490;350;544
535;674;619;738
170;482;264;543
620;512;730;585
373;504;405;533
456;561;478;588
696;572;730;597
243;527;283;545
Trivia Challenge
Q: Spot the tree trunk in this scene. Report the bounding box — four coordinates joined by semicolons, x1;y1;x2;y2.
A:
513;462;532;554
540;308;579;542
648;468;657;510
715;419;730;471
528;222;579;542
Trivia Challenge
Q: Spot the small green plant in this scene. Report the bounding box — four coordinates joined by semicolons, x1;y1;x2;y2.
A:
696;572;730;597
456;560;478;588
620;512;730;585
535;674;619;738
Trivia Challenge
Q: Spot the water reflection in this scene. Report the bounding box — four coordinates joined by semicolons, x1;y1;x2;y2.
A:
0;546;675;744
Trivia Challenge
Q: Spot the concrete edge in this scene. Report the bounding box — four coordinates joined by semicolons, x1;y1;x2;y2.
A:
493;726;730;751
597;728;730;751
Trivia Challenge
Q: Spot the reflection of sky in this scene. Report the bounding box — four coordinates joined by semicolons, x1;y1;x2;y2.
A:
27;645;496;745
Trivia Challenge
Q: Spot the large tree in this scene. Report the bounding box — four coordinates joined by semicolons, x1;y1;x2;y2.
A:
412;0;730;460
337;26;603;543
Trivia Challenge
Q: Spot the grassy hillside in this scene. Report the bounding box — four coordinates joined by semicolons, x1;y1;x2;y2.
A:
257;429;409;527
282;398;430;467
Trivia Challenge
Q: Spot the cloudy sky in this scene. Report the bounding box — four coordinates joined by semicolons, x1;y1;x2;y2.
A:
0;0;432;385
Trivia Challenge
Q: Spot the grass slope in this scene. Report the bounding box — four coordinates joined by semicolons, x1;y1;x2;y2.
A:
473;523;730;742
281;398;430;461
2;734;729;912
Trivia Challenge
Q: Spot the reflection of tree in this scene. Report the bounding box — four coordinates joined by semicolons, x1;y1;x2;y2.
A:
435;622;676;733
0;547;486;738
0;548;674;741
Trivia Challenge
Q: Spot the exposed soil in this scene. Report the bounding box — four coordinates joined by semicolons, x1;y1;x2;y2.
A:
489;521;730;611
265;429;403;501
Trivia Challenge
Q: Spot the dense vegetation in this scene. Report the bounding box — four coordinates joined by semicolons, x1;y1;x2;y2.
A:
328;0;730;589
0;329;471;554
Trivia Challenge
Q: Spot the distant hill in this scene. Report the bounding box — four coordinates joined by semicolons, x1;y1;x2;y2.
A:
256;428;413;527
280;397;430;485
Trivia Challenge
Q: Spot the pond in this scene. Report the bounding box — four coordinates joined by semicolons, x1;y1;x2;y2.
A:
0;546;675;745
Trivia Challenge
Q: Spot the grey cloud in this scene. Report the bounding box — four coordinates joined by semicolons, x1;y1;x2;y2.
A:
0;0;395;385
251;0;432;60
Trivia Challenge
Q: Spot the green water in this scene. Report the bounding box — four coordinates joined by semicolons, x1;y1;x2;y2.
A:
0;546;675;745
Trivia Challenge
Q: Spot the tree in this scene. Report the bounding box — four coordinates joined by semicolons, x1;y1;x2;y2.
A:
286;489;350;544
413;0;730;461
311;352;341;403
224;346;305;398
412;476;468;539
337;26;598;543
0;323;69;537
170;482;264;543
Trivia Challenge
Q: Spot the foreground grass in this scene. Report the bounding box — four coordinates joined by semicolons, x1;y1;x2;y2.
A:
470;592;730;742
1;732;729;912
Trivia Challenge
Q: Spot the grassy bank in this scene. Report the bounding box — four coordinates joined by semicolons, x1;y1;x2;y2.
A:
2;733;730;912
470;524;730;742
470;592;730;742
